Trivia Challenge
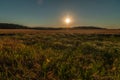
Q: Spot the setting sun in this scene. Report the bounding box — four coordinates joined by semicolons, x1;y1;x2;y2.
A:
65;18;71;24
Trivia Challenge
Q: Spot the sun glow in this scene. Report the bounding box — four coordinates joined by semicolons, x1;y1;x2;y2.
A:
62;14;73;28
65;18;71;24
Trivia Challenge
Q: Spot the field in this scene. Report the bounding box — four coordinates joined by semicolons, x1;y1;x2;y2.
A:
0;29;120;80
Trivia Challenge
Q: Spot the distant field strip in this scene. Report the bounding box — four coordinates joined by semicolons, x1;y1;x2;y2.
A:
0;29;120;34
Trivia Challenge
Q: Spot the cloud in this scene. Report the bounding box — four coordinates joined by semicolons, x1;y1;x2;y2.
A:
37;0;43;5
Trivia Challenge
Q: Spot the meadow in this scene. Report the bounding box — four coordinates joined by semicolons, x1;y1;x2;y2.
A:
0;29;120;80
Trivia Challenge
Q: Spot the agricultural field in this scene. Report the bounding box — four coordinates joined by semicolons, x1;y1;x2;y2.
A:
0;29;120;80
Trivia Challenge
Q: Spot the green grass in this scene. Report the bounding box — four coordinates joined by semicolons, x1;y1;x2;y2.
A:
0;33;120;80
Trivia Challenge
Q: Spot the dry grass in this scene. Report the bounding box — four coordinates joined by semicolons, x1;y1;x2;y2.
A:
0;29;120;80
0;29;120;34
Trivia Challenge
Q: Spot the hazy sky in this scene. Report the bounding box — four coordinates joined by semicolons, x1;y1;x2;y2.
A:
0;0;120;28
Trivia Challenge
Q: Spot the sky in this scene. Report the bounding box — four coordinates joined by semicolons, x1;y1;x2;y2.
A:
0;0;120;28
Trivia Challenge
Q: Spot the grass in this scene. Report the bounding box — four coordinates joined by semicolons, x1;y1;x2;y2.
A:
0;32;120;80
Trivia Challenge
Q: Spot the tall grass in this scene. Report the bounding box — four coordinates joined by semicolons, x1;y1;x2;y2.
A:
0;33;120;80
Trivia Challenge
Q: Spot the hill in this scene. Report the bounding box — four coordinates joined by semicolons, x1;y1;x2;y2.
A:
73;26;106;29
0;23;28;29
0;23;107;30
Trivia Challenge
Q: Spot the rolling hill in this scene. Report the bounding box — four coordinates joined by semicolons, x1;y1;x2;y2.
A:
0;23;28;29
0;23;106;30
